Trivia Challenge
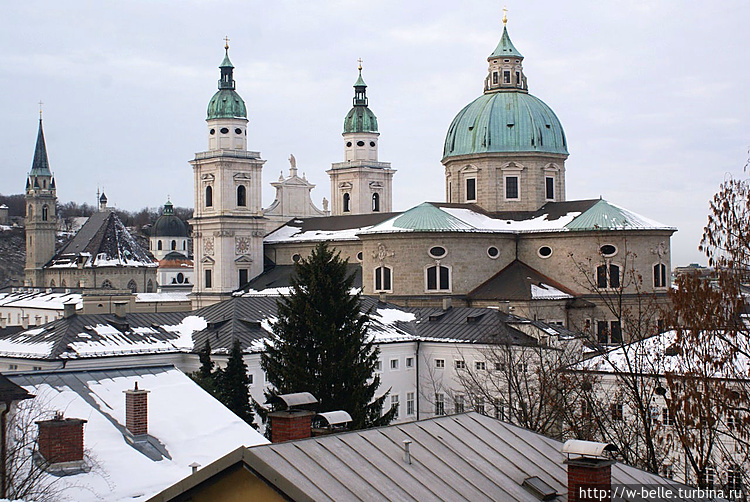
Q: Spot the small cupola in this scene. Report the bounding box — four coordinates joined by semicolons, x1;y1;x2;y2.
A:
485;9;528;93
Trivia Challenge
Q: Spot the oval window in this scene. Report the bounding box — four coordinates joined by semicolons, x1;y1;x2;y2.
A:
346;141;352;147
220;127;229;134
357;140;365;147
369;141;375;147
356;251;363;262
292;253;301;263
487;246;499;259
429;246;447;258
209;128;216;135
600;244;617;257
235;128;242;135
538;246;552;258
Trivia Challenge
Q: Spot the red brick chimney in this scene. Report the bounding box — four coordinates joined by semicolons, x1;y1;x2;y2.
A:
36;413;87;464
562;440;617;502
269;410;315;443
124;382;149;436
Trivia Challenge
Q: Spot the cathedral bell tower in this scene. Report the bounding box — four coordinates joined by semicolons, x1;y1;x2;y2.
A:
25;114;57;287
189;40;266;308
327;62;395;216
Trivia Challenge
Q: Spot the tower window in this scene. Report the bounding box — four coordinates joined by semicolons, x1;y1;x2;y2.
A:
466;178;476;202
503;71;511;83
493;72;499;84
374;266;392;292
545;177;555;200
177;272;184;284
220;127;229;134
205;185;213;207
210;128;216;135
654;263;667;288
426;264;451;292
357;140;365;147
505;176;519;199
27;205;33;217
235;128;242;135
239;269;248;287
346;141;352;147
42;205;48;221
343;193;351;213
237;185;247;207
516;71;521;85
370;141;375;147
205;269;212;288
171;240;177;250
183;241;186;250
372;193;380;212
158;241;163;251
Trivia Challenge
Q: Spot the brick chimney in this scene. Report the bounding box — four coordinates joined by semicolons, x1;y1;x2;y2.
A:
63;301;76;319
36;414;87;464
124;382;149;436
269;410;315;443
562;440;617;502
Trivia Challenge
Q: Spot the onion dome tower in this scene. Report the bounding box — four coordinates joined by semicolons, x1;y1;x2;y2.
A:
190;39;266;308
327;61;395;216
24;113;57;287
151;199;189;260
442;12;568;212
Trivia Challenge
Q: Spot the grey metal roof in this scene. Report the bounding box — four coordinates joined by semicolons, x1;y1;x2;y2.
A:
243;264;363;292
468;260;579;301
152;412;708;502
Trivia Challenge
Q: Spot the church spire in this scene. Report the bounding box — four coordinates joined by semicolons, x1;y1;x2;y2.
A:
218;37;236;90
485;11;527;93
30;117;52;176
353;59;368;107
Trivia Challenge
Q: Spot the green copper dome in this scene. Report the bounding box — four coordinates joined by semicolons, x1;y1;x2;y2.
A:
207;48;247;120
343;68;378;134
443;92;567;159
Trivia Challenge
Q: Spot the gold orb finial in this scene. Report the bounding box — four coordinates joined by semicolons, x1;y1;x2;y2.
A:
357;57;363;71
224;36;230;51
502;6;508;26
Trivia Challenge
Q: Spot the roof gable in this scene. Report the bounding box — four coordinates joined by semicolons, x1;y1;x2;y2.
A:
469;260;579;301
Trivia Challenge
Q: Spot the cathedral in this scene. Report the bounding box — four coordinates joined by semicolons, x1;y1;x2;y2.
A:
188;18;676;340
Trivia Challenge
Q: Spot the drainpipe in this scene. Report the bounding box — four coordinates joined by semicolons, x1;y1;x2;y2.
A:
415;340;421;421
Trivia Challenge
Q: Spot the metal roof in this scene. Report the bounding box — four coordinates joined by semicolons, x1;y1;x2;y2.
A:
30;118;52;176
468;260;579;301
489;25;523;59
565;199;675;231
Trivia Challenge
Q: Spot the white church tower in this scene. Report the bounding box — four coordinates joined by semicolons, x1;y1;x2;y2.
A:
327;63;395;216
190;41;266;308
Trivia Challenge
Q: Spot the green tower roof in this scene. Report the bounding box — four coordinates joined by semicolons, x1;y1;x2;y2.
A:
489;25;523;59
343;68;378;134
207;47;247;120
565;200;674;231
30;118;52;176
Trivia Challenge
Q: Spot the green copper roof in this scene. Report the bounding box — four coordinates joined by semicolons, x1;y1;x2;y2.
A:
565;199;674;231
207;48;246;120
220;51;234;69
443;91;567;159
344;69;378;133
369;203;475;232
489;26;523;59
30;118;52;176
354;71;366;87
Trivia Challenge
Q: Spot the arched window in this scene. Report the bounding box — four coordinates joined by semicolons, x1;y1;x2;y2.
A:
372;193;380;212
127;279;138;293
183;241;186;250
50;279;55;288
171;240;176;250
157;241;163;251
61;279;67;288
653;263;667;288
374;266;392;292
42;205;48;221
205;185;213;207
237;185;247;207
426;264;451;292
343;193;351;213
27;205;33;218
101;280;113;289
596;263;621;289
146;279;154;293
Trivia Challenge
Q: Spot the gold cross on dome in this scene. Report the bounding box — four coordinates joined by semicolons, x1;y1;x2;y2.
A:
503;6;508;25
224;36;230;50
357;58;363;71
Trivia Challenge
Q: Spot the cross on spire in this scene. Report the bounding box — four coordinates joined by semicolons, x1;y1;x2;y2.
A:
357;58;363;71
224;36;230;50
502;6;508;25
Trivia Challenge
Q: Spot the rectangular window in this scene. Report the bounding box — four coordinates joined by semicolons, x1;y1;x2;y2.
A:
427;266;437;290
239;268;248;286
662;407;675;426
455;360;466;370
610;321;622;344
8;364;17;370
454;394;465;414
609;264;620;288
493;72;499;84
545;177;554;200
248;373;254;385
475;361;486;371
505;176;519;199
494;362;504;372
435;359;445;369
503;71;511;83
406;357;414;368
515;71;520;85
610;403;623;421
435;393;445;416
391;394;400;418
466;178;476;202
474;395;486;415
597;265;608;289
205;269;212;288
494;399;506;421
597;320;609;344
440;266;450;290
406;392;415;416
654;263;667;288
390;358;399;370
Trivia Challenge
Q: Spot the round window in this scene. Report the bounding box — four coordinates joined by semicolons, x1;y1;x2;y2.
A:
220;127;229;134
356;251;363;262
369;141;375;147
235;128;242;135
177;272;184;284
429;246;447;258
600;244;617;257
292;253;301;263
209;128;216;135
346;141;352;147
357;140;365;147
538;246;553;258
487;246;499;259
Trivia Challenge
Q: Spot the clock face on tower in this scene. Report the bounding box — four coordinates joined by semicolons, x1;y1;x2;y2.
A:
235;236;251;255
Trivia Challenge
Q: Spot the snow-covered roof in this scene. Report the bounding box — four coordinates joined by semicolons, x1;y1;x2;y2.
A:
135;291;191;303
7;366;268;502
0;289;82;311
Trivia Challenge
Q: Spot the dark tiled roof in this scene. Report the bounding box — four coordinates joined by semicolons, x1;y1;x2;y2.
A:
243;263;362;292
469;260;580;301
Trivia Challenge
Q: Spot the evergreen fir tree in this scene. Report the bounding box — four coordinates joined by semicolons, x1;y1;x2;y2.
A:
262;241;395;430
190;339;218;398
219;339;257;428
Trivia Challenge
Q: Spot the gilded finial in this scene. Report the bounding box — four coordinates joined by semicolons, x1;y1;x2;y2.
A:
224;36;230;51
38;100;43;119
357;58;363;72
502;6;508;26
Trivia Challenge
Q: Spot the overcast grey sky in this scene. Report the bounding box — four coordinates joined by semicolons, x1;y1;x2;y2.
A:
2;1;749;267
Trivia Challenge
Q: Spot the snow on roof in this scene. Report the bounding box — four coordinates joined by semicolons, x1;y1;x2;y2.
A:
530;283;573;300
8;366;268;502
0;290;82;310
135;291;191;303
442;207;582;232
264;223;371;243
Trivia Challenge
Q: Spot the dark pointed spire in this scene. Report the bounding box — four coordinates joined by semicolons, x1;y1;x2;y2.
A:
30;118;52;176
